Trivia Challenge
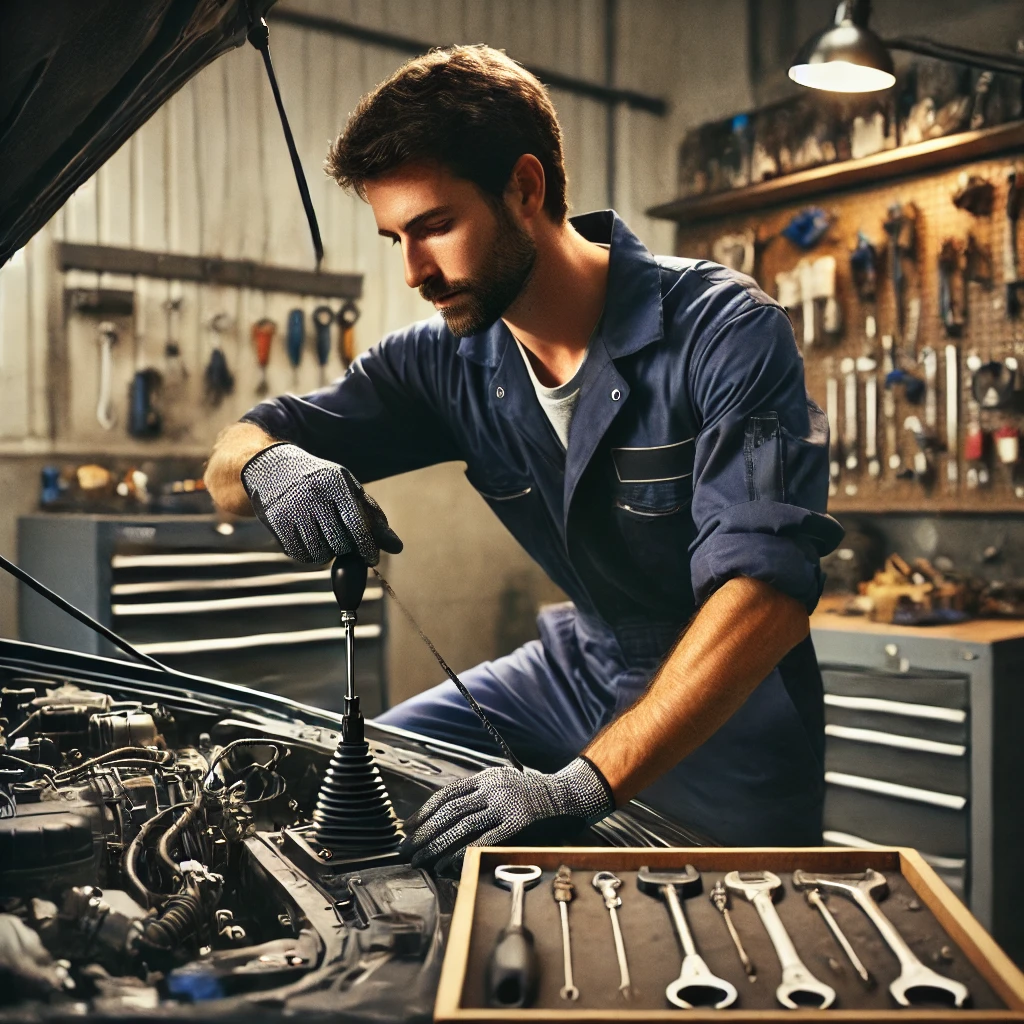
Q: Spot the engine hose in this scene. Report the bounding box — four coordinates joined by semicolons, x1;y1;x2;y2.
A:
157;788;204;878
137;885;205;951
123;801;193;909
53;747;172;782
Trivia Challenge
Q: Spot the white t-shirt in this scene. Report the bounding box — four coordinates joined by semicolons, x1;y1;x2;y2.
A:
514;338;590;450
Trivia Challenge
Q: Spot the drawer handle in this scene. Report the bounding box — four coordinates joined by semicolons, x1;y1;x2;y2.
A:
825;724;965;758
113;589;382;616
822;831;966;873
824;771;967;811
134;623;382;656
112;568;332;596
824;693;966;724
113;552;292;568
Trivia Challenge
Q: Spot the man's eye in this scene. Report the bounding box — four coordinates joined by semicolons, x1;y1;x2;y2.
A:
423;221;451;236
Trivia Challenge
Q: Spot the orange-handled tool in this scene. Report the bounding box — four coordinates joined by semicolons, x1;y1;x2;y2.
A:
338;300;360;368
252;317;276;396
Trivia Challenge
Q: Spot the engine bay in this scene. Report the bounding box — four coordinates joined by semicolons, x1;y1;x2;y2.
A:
0;670;461;1022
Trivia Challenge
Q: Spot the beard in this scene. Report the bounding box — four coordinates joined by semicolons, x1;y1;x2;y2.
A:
419;203;537;338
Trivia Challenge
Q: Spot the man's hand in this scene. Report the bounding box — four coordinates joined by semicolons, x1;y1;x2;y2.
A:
401;757;614;874
241;442;402;565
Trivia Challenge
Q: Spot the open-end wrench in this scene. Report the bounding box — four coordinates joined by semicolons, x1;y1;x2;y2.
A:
592;871;632;999
793;869;969;1008
638;866;738;1009
946;344;959;487
487;865;542;1008
552;865;578;1001
804;888;874;988
725;870;836;1010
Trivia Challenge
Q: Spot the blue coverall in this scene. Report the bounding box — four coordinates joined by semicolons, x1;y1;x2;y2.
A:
243;210;844;846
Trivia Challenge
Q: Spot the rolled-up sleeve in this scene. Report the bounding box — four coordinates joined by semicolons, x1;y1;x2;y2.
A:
687;303;843;612
240;319;460;484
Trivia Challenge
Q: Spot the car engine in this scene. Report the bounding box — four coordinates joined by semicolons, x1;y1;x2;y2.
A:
0;670;460;1022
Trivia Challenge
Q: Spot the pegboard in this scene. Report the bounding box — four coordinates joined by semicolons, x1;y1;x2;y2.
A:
674;149;1024;512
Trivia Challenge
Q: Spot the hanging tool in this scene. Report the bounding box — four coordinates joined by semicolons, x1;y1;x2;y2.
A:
995;424;1020;466
709;880;755;982
338;300;360;368
286;308;304;388
965;232;994;289
162;292;187;384
849;231;878;302
946;344;959;487
592;871;632;1000
841;357;858;480
96;322;118;430
712;228;756;276
1005;168;1024;317
204;312;235;406
904;416;932;483
793;869;969;1008
938;238;966;337
964;356;988;489
313;304;334;385
552;865;578;1002
865;371;880;479
252;317;276;396
804;888;874;989
724;871;836;1010
825;364;840;496
953;173;995;216
819;255;841;338
972;360;1015;409
127;368;163;439
883;201;918;342
882;335;901;474
486;864;542;1009
782;206;831;249
922;347;939;443
638;866;738;1010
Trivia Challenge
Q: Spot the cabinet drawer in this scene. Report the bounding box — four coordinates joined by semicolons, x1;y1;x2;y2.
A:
824;700;968;745
824;774;968;857
822;666;969;709
825;729;968;796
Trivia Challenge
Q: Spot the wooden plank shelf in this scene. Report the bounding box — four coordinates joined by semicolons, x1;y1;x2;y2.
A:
647;120;1024;225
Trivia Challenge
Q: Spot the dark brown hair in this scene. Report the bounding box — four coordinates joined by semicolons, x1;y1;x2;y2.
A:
325;45;568;222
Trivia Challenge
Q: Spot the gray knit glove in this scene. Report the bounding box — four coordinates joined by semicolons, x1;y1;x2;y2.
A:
241;442;402;565
400;757;614;874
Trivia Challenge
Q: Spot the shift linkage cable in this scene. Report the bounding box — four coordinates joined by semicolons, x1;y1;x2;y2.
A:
371;567;524;772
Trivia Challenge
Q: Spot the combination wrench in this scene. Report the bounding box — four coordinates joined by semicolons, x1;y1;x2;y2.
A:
638;866;738;1009
486;864;541;1008
725;870;836;1009
592;871;632;999
552;865;578;1001
793;869;969;1008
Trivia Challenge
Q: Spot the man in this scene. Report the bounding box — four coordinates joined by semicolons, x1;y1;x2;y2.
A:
205;45;842;872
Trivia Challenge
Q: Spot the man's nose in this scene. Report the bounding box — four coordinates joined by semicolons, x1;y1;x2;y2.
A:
403;243;437;290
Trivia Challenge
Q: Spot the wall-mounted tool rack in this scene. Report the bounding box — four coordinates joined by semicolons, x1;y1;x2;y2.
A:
56;242;363;299
651;120;1024;513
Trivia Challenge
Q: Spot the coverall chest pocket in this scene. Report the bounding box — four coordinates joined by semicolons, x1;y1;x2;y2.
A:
465;469;557;558
610;440;696;584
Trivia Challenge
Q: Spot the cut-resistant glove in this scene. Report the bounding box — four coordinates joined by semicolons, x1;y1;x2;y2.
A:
400;756;615;874
241;442;403;565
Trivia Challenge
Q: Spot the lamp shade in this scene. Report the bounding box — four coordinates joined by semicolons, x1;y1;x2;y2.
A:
789;17;896;93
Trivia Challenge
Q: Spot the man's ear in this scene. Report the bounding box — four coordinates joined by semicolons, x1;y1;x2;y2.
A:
506;154;546;220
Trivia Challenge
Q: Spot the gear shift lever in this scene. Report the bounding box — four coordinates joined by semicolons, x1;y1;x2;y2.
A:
332;551;367;741
311;551;402;857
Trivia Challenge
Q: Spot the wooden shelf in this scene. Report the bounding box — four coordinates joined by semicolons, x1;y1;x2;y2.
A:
647;120;1024;225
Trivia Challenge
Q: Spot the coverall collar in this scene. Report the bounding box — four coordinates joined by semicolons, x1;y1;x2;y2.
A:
456;209;665;366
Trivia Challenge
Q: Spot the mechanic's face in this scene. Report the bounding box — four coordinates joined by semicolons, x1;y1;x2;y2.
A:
367;162;536;337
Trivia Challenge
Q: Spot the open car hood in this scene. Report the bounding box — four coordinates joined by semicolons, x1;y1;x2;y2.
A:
0;0;274;265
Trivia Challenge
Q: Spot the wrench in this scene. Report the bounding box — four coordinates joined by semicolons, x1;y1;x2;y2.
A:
946;344;959;487
638;866;738;1010
552;864;578;1001
882;335;901;472
592;871;632;999
487;865;542;1008
725;870;836;1010
793;869;969;1008
825;364;840;496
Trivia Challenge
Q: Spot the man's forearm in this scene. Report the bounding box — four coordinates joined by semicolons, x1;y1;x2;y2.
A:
204;422;277;515
584;577;810;805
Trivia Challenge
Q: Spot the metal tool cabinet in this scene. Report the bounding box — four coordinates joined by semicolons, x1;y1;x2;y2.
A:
17;514;388;716
811;603;1024;965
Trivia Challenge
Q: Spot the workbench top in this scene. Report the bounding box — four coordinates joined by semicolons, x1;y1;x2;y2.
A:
811;595;1024;644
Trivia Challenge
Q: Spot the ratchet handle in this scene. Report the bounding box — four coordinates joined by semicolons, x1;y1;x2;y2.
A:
486;925;539;1009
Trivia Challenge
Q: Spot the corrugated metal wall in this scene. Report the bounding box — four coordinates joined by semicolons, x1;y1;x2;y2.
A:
0;0;753;698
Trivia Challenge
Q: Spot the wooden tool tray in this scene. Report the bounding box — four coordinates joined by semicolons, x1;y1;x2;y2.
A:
435;846;1024;1021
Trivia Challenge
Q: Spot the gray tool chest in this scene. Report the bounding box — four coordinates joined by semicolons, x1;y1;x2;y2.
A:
17;514;388;716
810;601;1024;966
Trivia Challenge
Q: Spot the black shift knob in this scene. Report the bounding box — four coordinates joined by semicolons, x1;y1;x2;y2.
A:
331;551;368;612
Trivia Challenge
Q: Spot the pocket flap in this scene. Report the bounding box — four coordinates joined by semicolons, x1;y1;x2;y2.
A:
611;439;695;483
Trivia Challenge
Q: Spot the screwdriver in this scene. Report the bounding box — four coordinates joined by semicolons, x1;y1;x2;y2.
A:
313;305;334;385
286;308;304;388
252;317;276;396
